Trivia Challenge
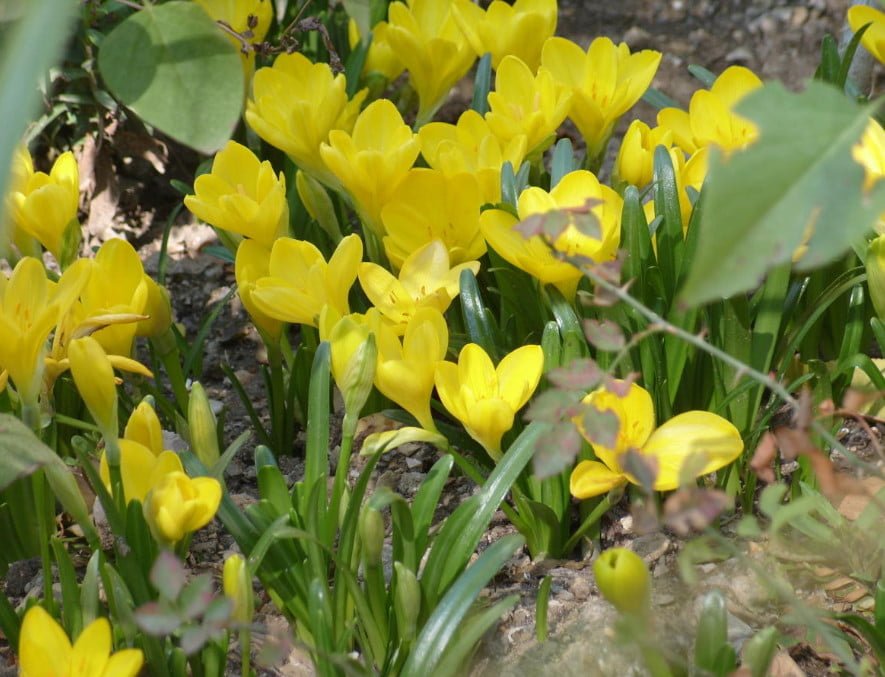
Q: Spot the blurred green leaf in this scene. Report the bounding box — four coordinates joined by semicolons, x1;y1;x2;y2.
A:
681;82;885;305
97;1;243;154
0;414;64;491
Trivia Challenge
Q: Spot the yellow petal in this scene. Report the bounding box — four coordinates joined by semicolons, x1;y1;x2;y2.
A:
360;426;448;456
570;460;628;499
71;616;111;677
19;606;72;677
102;649;144;677
641;410;743;491
496;344;544;411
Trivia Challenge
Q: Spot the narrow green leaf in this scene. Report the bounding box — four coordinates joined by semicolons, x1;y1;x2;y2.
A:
302;342;331;517
411;454;454;560
51;537;82;638
403;534;524;677
536;575;552;642
459;268;499;361
653;145;684;300
471;53;492;115
680;82;885;305
0;414;66;491
695;590;728;671
97;1;244;154
550;137;578;188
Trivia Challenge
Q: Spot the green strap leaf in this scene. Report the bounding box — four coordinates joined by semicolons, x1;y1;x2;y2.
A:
680;82;885;306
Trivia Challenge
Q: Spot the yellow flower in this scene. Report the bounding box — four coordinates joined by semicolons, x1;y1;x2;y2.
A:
223;553;254;624
320;307;378;418
569;382;743;499
642;146;708;228
348;18;404;80
381;169;487;269
485;55;572;156
8;150;80;262
245;52;367;185
124;400;164;455
451;0;557;70
848;4;885;65
251;234;363;327
374;307;448;431
480;169;623;298
143;471;222;545
234;240;284;341
360;425;448;456
867;235;885;320
78;239;150;357
613;119;675;189
359;239;479;333
435;343;543;460
419;110;527;203
854;119;885;234
320;99;421;236
384;0;477;125
68;336;119;437
657;66;762;155
100;441;184;505
19;605;143;677
185;140;289;247
193;0;273;82
542;36;661;160
0;258;63;407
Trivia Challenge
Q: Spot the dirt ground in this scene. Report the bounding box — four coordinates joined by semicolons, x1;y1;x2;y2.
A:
4;0;870;674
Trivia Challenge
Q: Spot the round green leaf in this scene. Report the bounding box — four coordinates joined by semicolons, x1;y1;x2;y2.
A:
97;1;244;154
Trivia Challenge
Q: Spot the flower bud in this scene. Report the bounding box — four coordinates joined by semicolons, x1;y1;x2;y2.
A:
328;315;376;421
143;471;221;545
136;276;173;338
593;547;650;615
188;382;220;468
393;562;421;641
125;400;164;455
68;336;118;438
223;553;254;624
867;235;885;320
359;506;384;568
296;169;342;242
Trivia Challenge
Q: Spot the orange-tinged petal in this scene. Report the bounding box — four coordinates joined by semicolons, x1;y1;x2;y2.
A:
570;459;628;499
640;410;743;491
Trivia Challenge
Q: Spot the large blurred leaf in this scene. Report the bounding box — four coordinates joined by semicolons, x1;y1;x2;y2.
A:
680;82;885;306
0;414;62;490
98;1;243;154
0;0;78;253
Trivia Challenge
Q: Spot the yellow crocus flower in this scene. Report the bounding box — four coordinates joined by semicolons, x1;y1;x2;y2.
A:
613;119;676;189
251;234;363;327
245;52;367;186
848;4;885;65
320;99;421;236
77;239;150;357
435;343;544;460
384;0;477;125
381;169;487;269
485;55;572;157
480;169;622;298
100;440;184;505
359;239;479;334
194;0;273;83
185;140;289;247
570;382;743;499
143;470;222;545
318;306;379;419
451;0;557;71
374;307;448;431
542;36;661;160
854;118;885;234
8;149;80;262
419;110;528;204
0;258;64;407
234;239;284;341
124;400;165;455
658;65;762;155
19;605;143;677
347;18;404;80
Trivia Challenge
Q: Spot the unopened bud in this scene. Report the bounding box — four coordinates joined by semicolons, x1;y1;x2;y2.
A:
296;170;342;242
223;553;254;624
359;506;384;567
593;547;650;615
393;562;421;641
188;382;220;468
